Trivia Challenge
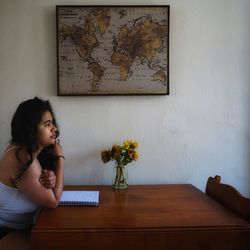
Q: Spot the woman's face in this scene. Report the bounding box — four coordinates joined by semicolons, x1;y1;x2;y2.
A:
37;111;57;149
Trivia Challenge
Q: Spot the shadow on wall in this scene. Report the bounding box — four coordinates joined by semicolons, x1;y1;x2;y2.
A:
248;99;250;197
245;8;250;197
247;28;250;197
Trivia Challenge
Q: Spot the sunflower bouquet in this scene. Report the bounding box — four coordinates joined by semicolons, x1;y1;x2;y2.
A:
101;140;138;189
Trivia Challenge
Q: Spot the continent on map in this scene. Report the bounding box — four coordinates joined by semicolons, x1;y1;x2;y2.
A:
112;16;167;81
59;9;112;90
111;51;132;81
92;8;111;35
153;69;166;83
87;62;105;90
60;19;98;61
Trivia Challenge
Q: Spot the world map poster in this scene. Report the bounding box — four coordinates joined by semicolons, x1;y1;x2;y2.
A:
57;6;169;95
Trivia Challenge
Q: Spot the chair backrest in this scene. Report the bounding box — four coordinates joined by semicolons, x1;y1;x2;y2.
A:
205;175;250;221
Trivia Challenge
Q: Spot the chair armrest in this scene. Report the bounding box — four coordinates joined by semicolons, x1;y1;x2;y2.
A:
205;175;250;221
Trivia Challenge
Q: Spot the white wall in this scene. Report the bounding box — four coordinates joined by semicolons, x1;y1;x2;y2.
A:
0;0;249;196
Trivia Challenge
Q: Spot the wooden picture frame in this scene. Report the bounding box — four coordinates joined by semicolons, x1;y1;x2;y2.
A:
56;5;170;96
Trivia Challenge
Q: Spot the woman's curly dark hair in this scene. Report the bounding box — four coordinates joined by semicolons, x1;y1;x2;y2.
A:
11;97;59;179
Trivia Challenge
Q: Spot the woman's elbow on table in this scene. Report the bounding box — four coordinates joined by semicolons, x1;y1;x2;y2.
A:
40;196;60;209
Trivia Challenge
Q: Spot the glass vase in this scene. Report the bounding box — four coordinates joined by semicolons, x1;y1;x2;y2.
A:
113;161;128;190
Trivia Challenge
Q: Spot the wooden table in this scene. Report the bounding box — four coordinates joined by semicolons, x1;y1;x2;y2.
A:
31;185;250;250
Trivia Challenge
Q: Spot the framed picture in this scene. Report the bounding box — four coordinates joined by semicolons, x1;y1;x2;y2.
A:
56;5;170;95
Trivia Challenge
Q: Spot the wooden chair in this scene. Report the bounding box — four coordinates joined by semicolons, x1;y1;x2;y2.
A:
205;175;250;221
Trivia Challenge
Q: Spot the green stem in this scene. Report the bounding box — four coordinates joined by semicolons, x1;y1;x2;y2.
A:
113;161;128;189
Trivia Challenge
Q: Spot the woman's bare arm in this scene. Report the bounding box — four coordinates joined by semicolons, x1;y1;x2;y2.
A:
16;144;64;208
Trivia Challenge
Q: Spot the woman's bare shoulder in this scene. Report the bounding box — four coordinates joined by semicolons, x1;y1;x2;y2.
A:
0;145;30;186
6;145;30;161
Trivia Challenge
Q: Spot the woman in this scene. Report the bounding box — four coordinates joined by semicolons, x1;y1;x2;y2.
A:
0;97;64;249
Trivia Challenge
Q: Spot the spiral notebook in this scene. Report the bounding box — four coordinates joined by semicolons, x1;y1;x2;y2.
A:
59;191;99;206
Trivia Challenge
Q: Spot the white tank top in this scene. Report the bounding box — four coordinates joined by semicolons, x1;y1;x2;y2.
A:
0;182;40;230
0;146;41;230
